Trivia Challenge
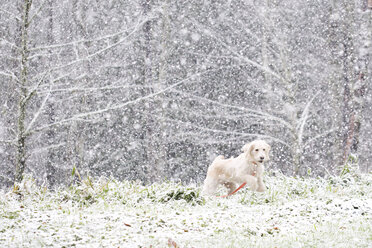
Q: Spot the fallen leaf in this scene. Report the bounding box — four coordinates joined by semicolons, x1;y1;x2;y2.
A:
168;238;178;248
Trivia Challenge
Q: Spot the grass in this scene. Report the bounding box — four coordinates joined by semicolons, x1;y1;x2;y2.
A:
0;171;371;247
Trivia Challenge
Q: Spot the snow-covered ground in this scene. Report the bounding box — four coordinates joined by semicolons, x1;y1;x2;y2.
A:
1;172;371;248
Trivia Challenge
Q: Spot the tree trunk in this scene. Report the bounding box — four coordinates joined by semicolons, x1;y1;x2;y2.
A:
141;0;167;182
341;30;356;163
327;1;363;169
15;0;32;183
46;0;57;187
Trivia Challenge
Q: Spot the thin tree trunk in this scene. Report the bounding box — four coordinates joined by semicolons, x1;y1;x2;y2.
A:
340;2;359;164
327;3;344;172
15;0;32;183
153;0;170;178
46;0;57;187
141;0;166;182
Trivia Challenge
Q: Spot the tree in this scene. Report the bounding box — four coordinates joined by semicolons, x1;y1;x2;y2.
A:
0;0;371;187
14;0;32;183
2;0;158;184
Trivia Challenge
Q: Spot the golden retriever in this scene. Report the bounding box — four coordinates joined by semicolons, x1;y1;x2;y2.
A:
202;140;271;196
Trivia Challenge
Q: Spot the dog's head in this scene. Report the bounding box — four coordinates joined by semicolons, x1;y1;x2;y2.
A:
242;140;271;164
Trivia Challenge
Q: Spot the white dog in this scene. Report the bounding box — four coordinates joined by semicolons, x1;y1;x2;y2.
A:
202;140;271;196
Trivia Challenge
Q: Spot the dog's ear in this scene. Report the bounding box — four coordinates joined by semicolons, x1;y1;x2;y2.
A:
242;142;254;154
242;143;249;153
265;143;271;161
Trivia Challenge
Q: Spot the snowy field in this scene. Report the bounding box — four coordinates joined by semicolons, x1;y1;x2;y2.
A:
1;172;371;248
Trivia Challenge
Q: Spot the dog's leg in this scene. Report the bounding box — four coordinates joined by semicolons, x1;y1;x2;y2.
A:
224;182;237;195
256;177;266;192
256;164;266;192
242;175;258;191
202;177;219;195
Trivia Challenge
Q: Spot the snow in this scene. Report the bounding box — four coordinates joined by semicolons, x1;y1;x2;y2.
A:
1;173;371;247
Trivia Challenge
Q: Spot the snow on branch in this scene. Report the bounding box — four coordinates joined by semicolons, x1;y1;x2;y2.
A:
0;139;16;145
30;69;215;134
190;18;282;80
25;85;51;135
29;12;156;52
0;7;21;22
30;142;67;155
31;16;148;77
164;117;289;147
28;0;48;25
171;89;293;130
0;38;20;50
296;91;320;148
0;71;19;81
36;84;152;95
303;129;336;148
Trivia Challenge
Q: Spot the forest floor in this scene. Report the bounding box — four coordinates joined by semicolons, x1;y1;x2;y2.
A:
0;171;371;248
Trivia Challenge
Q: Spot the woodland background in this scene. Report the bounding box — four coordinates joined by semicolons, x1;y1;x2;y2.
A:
0;0;371;188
